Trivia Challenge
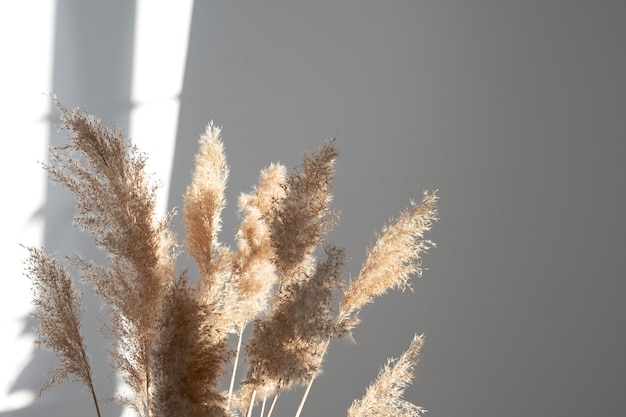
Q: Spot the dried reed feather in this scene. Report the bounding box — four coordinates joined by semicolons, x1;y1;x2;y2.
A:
183;121;229;280
239;141;341;413
338;191;438;334
232;163;286;326
150;271;232;417
347;334;427;417
24;247;101;417
269;139;338;283
244;244;346;396
45;100;176;416
227;163;287;404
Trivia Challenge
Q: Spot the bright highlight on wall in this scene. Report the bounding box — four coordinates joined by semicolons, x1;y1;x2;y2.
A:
0;3;56;413
129;0;194;216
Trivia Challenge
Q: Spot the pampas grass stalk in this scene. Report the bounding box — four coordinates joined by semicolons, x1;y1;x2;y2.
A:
24;102;439;417
24;247;101;417
337;192;438;335
43;100;177;415
228;324;246;406
246;389;257;417
183;121;229;280
347;335;427;417
266;391;279;417
294;377;315;417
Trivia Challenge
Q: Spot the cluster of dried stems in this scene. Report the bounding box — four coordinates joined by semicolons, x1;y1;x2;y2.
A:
24;100;438;417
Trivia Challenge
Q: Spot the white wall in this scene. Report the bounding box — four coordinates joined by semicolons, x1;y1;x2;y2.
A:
2;1;625;416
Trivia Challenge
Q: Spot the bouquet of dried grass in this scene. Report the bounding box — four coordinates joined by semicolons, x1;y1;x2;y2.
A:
24;100;438;417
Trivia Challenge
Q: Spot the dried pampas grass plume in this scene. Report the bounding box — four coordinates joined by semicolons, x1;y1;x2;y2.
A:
24;247;101;417
348;334;427;417
24;102;440;417
338;191;438;334
183;121;229;280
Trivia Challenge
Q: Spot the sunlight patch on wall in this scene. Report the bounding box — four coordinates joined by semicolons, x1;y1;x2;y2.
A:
0;2;56;413
129;0;194;217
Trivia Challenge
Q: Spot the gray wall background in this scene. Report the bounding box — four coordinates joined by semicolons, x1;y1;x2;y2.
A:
4;1;626;416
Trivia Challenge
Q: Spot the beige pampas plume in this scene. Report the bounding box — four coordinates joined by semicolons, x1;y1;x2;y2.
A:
24;247;102;417
238;141;342;414
244;244;346;393
46;101;176;416
269;139;338;283
150;272;232;417
338;191;438;334
347;335;427;417
226;164;286;405
181;121;238;351
232;163;286;326
182;122;240;344
183;121;229;281
47;100;176;276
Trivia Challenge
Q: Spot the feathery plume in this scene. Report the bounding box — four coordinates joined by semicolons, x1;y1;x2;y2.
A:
24;247;101;417
232;163;286;326
226;164;286;404
47;101;176;277
347;335;427;417
269;139;338;283
237;141;340;410
150;272;232;417
46;101;176;415
338;192;438;333
183;121;229;280
244;244;346;398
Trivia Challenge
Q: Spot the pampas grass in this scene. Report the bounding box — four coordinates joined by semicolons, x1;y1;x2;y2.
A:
347;335;427;417
23;102;438;417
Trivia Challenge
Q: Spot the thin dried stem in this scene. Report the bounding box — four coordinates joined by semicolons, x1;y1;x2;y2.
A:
228;324;246;407
259;395;267;417
266;390;279;417
294;376;315;417
246;389;257;417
